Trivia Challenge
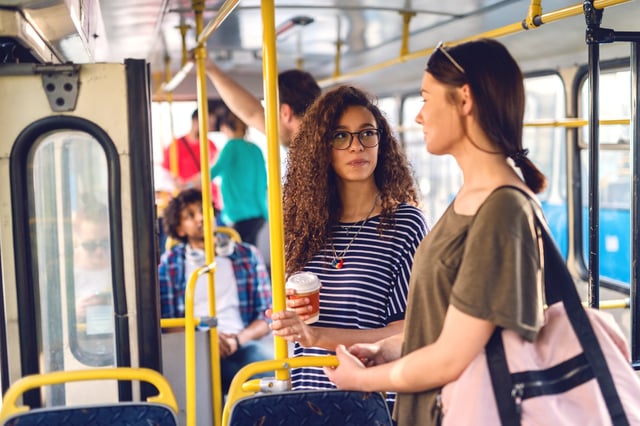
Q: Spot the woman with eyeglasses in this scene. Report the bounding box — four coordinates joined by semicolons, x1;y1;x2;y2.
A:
323;39;547;425
268;85;429;412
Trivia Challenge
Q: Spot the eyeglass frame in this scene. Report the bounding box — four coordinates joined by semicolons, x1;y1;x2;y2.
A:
435;41;465;75
331;128;381;150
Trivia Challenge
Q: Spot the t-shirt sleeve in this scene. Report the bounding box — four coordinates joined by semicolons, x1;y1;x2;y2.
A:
450;190;544;341
386;206;429;322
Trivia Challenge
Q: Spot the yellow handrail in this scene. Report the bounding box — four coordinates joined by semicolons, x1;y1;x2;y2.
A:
190;1;222;424
221;356;339;425
395;118;631;133
184;261;222;426
523;118;630;127
217;226;242;243
162;0;239;93
260;0;289;371
0;367;179;420
196;0;240;46
583;298;630;309
317;0;631;87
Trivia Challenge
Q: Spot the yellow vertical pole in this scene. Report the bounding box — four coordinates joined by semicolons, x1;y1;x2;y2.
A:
333;16;342;78
261;0;288;377
525;0;543;28
190;1;222;426
399;12;416;56
178;22;191;67
165;54;179;186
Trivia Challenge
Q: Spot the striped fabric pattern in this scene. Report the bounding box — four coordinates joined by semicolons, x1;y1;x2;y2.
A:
292;203;428;405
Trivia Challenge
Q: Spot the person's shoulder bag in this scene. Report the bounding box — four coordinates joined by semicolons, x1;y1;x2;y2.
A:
438;186;640;425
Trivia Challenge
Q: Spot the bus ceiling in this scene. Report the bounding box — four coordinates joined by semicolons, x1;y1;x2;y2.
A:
0;0;107;64
1;1;638;97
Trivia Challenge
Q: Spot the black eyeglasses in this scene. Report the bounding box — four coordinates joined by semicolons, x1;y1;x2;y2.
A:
331;129;380;150
435;41;465;75
80;238;109;252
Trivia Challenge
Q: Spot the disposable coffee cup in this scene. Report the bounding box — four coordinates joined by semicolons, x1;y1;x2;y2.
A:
285;271;321;324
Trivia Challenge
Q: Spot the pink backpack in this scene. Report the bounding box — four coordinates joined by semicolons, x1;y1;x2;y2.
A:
439;187;640;425
440;303;640;425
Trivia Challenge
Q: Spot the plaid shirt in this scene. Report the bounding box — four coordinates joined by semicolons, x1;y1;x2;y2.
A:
158;241;271;326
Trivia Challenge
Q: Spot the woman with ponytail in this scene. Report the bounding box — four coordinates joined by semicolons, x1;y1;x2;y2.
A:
324;39;547;425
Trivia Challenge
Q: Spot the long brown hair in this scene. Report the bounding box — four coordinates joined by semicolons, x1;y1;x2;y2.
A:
283;85;420;274
426;39;547;193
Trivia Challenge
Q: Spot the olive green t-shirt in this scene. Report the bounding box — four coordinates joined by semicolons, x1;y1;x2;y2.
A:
394;187;545;426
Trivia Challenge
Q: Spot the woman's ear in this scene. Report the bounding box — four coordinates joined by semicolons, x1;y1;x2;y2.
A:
458;84;473;116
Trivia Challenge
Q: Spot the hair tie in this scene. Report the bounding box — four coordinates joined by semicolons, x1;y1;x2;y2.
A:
511;148;529;168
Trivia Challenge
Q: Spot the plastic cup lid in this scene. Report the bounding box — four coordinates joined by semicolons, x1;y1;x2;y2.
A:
285;271;321;293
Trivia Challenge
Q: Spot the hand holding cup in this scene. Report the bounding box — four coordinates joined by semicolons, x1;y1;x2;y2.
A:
285;272;321;324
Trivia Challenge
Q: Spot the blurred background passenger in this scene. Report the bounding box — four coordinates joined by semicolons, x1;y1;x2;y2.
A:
210;107;268;246
158;189;272;395
73;199;115;363
162;100;223;211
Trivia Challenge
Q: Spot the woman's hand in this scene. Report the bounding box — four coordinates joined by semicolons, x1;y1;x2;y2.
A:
284;288;316;322
323;344;367;390
349;334;403;366
266;308;317;347
348;343;383;367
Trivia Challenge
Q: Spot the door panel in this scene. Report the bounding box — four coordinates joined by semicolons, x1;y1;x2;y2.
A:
0;60;159;406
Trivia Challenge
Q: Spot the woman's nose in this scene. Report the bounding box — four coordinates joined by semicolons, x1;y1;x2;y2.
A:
349;136;365;151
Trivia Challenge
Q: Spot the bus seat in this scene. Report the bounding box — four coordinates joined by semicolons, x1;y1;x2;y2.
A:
0;367;179;426
227;390;392;426
216;226;242;243
223;357;392;426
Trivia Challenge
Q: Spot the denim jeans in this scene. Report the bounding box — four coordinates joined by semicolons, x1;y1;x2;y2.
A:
220;340;271;395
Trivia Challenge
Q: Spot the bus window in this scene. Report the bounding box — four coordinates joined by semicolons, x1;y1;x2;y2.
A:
580;70;631;145
402;95;461;226
28;130;116;379
579;69;631;284
523;73;568;257
152;101;197;167
377;96;400;129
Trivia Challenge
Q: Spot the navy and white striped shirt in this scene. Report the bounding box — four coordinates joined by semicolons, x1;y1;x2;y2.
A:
292;203;428;405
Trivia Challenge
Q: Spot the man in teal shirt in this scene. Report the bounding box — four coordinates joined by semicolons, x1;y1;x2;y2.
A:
210;108;268;245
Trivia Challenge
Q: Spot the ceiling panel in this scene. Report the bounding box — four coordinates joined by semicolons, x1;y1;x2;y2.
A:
4;0;634;97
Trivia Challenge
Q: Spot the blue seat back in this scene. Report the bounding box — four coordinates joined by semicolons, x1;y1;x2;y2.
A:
228;390;392;426
2;402;178;426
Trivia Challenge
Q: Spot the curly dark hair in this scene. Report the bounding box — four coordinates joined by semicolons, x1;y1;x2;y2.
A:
283;85;420;274
162;189;203;242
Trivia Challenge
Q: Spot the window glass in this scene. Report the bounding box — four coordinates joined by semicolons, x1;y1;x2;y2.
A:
580;71;631;145
28;130;116;378
377;96;399;129
579;69;631;284
402;95;461;227
523;74;568;257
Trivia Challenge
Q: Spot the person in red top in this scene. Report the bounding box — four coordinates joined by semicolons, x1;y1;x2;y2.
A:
162;101;224;210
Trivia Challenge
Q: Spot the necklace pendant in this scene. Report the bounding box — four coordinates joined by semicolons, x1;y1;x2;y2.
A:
333;258;344;269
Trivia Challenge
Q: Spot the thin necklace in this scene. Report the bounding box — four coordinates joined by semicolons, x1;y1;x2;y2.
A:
330;195;379;269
